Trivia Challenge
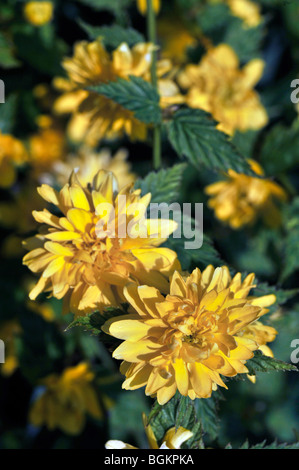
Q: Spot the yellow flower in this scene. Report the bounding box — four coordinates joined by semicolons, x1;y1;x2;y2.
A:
227;0;261;28
29;117;66;173
106;415;193;449
208;0;261;28
0;132;27;188
0;321;21;377
53;41;183;146
29;362;102;435
137;0;161;15
205;160;287;229
51;147;135;189
157;17;197;64
102;266;276;405
178;44;268;136
24;1;54;26
23;171;179;316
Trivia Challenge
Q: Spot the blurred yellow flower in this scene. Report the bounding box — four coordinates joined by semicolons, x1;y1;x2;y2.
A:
0;321;21;377
0;132;27;188
54;41;183;146
29;117;66;173
137;0;161;15
51;147;135;189
24;1;54;27
205;160;287;229
23;171;179;316
103;266;276;405
178;44;268;136
228;0;261;28
29;362;102;435
157;17;197;64
208;0;261;27
106;415;193;449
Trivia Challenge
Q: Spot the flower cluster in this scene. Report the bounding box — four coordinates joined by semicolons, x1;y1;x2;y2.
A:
29;363;102;434
2;0;294;448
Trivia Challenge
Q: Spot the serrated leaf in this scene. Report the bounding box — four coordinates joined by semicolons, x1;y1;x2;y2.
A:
241;440;299;449
148;392;203;449
194;395;220;441
245;350;298;376
135;163;186;204
166;108;253;175
66;306;128;347
78;21;145;48
89;75;161;125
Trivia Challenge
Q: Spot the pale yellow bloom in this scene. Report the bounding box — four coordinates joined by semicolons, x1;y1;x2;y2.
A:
228;0;261;28
54;41;183;146
24;2;54;27
23;171;179;316
29;363;102;435
208;0;261;27
103;266;276;405
205;160;287;229
0;321;21;377
106;416;193;449
51;147;135;189
0;132;27;188
137;0;161;15
29;118;66;172
179;44;268;136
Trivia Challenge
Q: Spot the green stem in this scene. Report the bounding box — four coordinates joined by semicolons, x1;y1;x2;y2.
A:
146;0;162;170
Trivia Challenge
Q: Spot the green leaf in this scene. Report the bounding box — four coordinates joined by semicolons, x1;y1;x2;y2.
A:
148;392;203;449
66;306;128;346
194;395;220;441
166;108;253;175
74;0;133;23
260;122;299;176
89;76;161;125
0;32;21;69
14;26;67;76
240;440;299;449
135;163;186;204
245;351;298;376
78;21;145;48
